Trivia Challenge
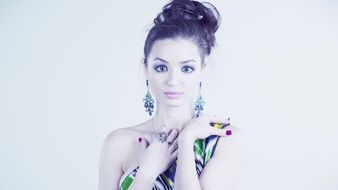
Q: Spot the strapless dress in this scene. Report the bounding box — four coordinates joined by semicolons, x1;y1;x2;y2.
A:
119;123;229;190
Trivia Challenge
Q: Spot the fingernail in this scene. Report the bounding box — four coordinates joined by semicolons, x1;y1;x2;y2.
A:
138;138;142;142
225;130;232;135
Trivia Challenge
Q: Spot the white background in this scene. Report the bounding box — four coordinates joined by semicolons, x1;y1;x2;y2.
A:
1;0;337;189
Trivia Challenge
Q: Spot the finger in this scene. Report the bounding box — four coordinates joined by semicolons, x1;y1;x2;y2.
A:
155;125;172;144
167;128;179;145
209;127;233;137
213;122;230;129
209;115;230;125
168;139;179;153
138;137;150;149
170;148;178;160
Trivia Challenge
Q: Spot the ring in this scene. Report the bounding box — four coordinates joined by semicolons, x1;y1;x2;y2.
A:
157;131;168;143
168;141;172;146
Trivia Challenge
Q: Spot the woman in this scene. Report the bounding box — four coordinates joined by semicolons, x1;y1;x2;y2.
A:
99;0;245;189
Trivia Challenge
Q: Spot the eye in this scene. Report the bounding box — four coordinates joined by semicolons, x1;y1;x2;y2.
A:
182;65;195;73
154;64;168;72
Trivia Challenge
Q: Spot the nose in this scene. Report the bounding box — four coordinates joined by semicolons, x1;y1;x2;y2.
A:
166;69;180;86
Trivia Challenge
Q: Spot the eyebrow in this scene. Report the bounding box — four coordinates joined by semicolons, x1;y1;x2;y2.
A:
152;57;196;64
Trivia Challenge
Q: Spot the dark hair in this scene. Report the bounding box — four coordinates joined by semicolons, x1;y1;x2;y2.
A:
143;0;221;66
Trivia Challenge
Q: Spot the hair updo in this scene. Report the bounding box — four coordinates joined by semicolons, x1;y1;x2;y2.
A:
143;0;221;65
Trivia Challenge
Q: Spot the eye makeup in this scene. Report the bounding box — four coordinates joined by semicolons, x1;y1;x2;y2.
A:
181;65;195;73
153;64;168;72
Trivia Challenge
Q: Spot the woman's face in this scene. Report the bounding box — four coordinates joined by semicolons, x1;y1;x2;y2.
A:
145;38;205;108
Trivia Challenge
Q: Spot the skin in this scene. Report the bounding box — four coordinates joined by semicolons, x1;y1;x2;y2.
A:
98;37;246;190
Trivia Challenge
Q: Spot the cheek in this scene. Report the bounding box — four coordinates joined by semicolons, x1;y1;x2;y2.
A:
148;77;165;95
184;78;200;93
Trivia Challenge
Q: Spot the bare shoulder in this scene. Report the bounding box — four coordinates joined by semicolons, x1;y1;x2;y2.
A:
99;126;144;190
100;128;134;168
215;125;246;155
103;128;132;150
102;124;147;155
100;122;151;166
104;119;150;142
224;125;246;139
104;127;136;143
199;125;246;189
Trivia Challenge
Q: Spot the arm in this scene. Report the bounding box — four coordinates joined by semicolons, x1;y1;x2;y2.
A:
98;130;157;190
174;114;233;190
98;130;125;190
127;168;156;190
129;128;180;190
175;125;245;190
175;135;202;190
199;126;246;190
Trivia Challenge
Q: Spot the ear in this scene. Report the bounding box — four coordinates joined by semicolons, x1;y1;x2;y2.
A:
200;62;207;81
142;58;149;79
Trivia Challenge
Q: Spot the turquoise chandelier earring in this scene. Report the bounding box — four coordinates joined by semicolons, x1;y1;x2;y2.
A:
143;80;154;116
194;82;205;117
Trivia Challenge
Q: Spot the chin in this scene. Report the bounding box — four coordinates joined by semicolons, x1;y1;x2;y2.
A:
161;97;187;108
166;102;184;108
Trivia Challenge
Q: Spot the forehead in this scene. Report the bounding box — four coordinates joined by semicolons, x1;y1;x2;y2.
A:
148;38;201;63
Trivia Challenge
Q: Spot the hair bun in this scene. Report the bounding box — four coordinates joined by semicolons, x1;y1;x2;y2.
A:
154;0;220;34
144;0;221;63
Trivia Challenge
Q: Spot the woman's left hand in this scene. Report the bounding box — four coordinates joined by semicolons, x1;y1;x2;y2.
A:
179;113;232;145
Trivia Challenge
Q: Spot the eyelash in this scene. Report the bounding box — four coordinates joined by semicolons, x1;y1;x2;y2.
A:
153;64;195;73
154;64;168;72
182;65;195;73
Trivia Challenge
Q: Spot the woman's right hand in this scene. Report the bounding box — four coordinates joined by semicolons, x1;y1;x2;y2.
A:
137;127;180;181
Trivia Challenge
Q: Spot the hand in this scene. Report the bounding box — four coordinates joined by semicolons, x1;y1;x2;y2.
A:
137;127;180;180
179;113;232;144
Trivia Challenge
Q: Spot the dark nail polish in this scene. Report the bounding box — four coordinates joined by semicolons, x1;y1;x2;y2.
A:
226;130;232;135
138;138;142;142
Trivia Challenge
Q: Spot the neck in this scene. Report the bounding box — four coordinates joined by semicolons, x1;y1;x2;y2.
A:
151;102;195;132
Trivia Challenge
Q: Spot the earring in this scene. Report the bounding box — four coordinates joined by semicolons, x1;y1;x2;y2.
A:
194;82;205;117
143;80;154;116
